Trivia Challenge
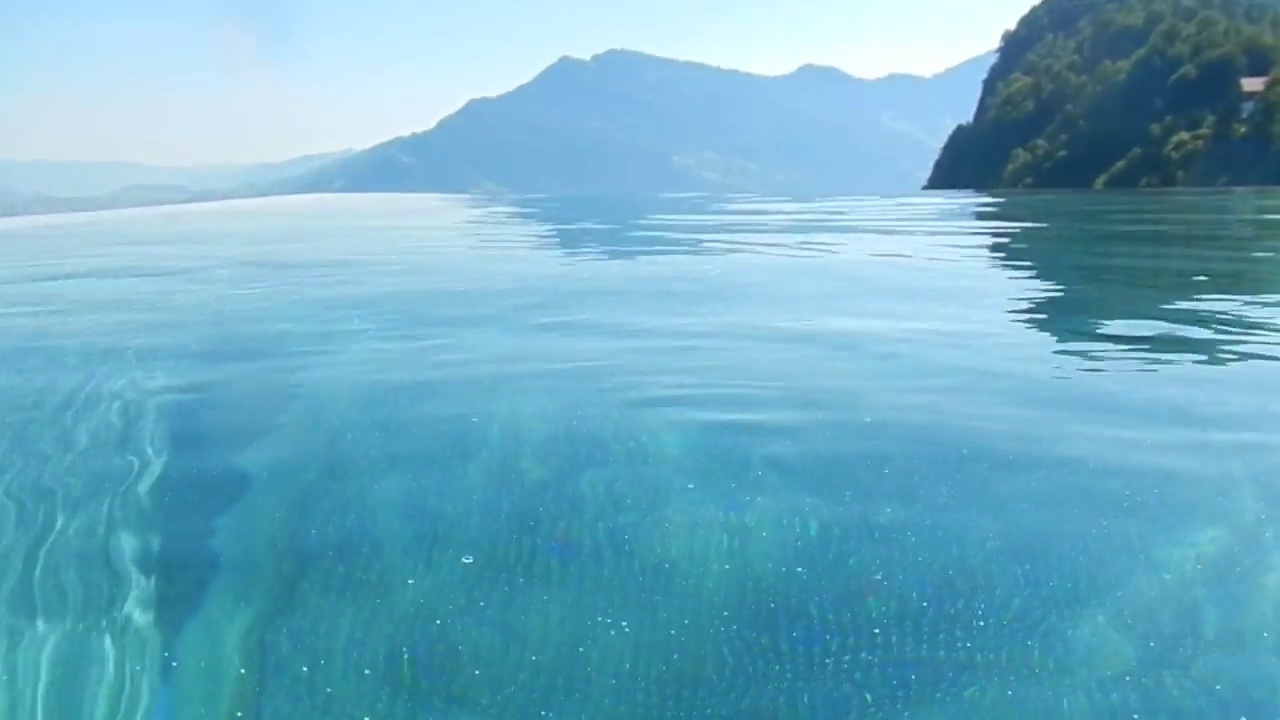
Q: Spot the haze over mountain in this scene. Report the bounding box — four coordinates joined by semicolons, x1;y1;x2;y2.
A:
0;48;993;218
0;151;355;198
286;49;995;197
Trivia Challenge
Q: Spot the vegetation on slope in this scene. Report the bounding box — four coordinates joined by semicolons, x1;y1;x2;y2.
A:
926;0;1280;189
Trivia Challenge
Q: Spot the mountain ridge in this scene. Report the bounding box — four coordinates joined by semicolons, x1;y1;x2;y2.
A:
1;48;994;218
0;150;356;198
285;48;994;197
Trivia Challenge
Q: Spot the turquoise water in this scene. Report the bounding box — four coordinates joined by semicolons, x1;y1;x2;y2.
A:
0;190;1278;719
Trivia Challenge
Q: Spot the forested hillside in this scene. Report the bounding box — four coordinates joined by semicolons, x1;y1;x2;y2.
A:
926;0;1280;189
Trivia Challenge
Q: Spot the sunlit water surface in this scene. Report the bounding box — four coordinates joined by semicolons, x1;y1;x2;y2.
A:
0;190;1278;719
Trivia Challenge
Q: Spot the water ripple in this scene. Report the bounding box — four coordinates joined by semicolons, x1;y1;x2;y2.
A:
0;190;1278;718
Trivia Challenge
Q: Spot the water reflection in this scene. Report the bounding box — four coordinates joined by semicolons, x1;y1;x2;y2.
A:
486;192;1000;260
475;189;1280;373
982;190;1280;368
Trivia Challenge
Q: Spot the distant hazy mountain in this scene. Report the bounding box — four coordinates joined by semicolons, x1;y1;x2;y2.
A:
0;184;210;218
289;49;995;196
0;150;355;198
0;50;993;218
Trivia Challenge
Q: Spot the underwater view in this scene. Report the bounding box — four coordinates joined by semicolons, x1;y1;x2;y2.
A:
0;190;1278;719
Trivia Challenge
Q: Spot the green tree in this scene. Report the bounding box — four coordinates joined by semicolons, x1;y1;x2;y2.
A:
925;0;1280;190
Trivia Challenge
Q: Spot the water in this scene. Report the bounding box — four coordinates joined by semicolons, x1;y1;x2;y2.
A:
0;189;1277;719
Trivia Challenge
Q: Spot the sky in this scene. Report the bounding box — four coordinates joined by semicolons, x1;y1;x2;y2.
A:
0;0;1038;166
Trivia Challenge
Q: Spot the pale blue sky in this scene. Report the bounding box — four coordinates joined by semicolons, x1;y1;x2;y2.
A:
1;0;1037;165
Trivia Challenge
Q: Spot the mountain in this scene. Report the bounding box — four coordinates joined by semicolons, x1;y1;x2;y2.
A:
0;184;213;218
0;50;994;219
286;49;994;197
0;150;355;198
925;0;1280;190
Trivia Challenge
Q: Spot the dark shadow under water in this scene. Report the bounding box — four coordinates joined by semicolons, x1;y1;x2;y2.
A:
151;408;254;677
143;355;294;718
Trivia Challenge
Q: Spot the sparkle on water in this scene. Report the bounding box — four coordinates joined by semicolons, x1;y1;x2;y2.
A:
0;189;1278;719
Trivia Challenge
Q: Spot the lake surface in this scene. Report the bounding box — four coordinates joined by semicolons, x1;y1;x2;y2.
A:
0;189;1278;720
